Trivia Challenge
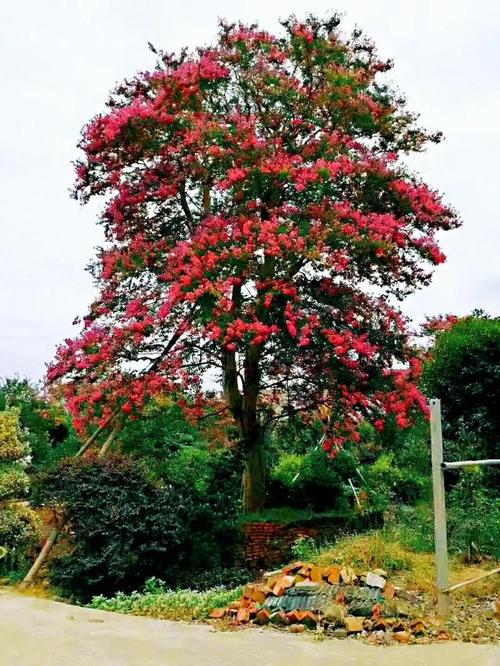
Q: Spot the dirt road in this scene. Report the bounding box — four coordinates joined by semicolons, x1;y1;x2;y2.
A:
0;589;498;666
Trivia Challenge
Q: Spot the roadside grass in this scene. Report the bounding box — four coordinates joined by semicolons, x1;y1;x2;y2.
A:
293;529;500;596
89;578;243;621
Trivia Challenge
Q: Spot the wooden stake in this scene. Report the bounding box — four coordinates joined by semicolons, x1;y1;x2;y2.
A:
76;408;120;457
20;527;59;587
430;398;450;616
97;418;122;458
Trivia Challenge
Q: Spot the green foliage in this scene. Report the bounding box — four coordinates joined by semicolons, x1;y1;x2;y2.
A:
423;315;500;465
0;504;40;550
0;504;41;577
0;404;32;500
447;468;500;560
90;577;243;621
267;419;358;512
0;395;41;577
0;408;29;461
167;446;217;494
118;403;243;574
271;452;305;487
387;504;435;553
119;402;202;471
0;378;79;470
34;454;196;600
291;535;322;562
0;463;30;500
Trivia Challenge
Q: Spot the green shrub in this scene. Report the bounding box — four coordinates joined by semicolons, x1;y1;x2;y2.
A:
119;402;202;466
0;504;40;550
34;454;196;600
0;504;41;578
422;315;500;487
448;468;500;560
268;445;357;512
119;404;243;575
0;408;28;461
0;463;30;500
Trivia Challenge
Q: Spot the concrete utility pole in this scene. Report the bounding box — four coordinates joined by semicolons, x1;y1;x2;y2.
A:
430;398;450;616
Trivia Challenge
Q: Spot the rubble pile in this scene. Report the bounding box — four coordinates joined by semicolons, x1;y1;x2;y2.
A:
209;561;449;644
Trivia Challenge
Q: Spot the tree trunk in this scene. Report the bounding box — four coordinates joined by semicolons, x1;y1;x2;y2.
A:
242;436;265;512
241;344;265;512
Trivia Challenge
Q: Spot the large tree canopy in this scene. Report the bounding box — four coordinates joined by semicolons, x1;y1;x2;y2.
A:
49;16;458;510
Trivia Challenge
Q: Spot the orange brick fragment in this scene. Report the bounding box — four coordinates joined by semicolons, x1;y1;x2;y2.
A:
384;583;396;600
209;608;226;619
289;623;305;633
255;608;271;625
326;566;341;584
310;567;324;583
236;608;251;624
272;575;295;596
287;610;303;624
344;616;363;633
243;584;272;605
282;561;304;575
301;610;319;628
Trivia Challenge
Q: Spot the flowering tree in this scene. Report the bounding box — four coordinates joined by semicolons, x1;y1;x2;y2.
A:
49;16;458;511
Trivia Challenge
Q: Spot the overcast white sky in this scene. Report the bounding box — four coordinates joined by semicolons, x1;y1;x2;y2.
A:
1;0;499;382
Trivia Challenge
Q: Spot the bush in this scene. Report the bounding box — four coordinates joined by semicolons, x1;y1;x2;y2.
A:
0;463;30;500
34;454;196;600
268;445;357;512
0;408;29;461
448;468;500;560
0;504;41;576
422;315;500;480
0;504;40;549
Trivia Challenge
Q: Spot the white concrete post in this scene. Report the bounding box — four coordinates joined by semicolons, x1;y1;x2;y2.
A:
430;398;450;616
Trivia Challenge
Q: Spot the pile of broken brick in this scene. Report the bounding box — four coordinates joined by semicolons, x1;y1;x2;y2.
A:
210;561;447;643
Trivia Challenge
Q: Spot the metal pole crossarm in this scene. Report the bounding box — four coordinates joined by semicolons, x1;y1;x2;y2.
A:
442;459;500;470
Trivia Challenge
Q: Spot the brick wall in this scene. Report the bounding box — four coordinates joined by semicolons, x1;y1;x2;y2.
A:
242;521;319;570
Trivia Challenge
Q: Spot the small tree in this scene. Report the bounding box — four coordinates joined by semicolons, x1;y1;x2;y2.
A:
49;16;458;511
423;314;500;464
0;408;40;566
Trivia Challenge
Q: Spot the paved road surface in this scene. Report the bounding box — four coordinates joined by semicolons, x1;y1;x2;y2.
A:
1;589;499;665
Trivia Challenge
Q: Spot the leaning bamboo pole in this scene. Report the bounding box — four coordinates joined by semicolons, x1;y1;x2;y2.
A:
21;414;122;586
